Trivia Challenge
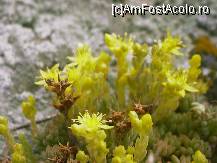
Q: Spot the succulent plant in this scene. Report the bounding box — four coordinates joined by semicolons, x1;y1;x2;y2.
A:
0;33;213;162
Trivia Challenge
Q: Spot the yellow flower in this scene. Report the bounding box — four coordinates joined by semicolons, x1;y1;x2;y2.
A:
163;71;198;97
0;116;8;136
161;32;183;56
128;111;153;136
95;51;111;76
105;33;133;58
35;64;61;86
76;151;89;163
70;112;113;136
12;144;26;163
112;146;135;163
192;150;208;163
189;54;201;67
21;96;36;120
188;54;202;82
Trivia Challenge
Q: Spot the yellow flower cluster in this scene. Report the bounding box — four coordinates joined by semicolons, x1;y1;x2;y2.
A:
0;116;15;151
21;96;38;136
69;112;113;163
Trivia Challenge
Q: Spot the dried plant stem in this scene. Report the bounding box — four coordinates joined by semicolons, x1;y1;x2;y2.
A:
11;114;56;131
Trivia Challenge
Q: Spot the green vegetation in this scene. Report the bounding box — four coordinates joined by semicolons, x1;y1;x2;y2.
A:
0;33;215;162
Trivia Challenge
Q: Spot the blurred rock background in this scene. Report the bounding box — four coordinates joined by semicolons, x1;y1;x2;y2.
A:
0;0;216;144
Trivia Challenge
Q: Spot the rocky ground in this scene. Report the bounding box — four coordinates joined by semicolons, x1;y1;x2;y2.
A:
0;0;216;151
